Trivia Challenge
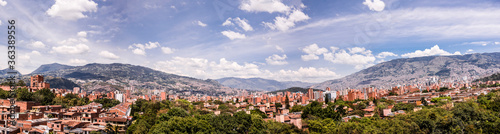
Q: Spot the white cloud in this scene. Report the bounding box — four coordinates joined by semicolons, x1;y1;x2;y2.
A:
19;51;42;60
275;45;284;52
29;41;46;48
363;0;385;12
0;0;6;6
161;47;175;54
467;49;474;52
154;57;339;83
222;18;233;26
0;20;2;26
196;21;207;27
323;48;376;67
99;51;119;59
221;30;246;40
144;42;159;49
376;52;398;58
132;48;146;56
401;45;461;58
77;31;87;37
301;54;320;61
222;17;254;31
264;10;310;31
239;0;291;13
46;0;98;21
52;44;90;54
266;54;288;65
274;67;340;82
462;41;499;46
234;18;253;31
69;59;88;65
300;43;328;61
129;41;159;55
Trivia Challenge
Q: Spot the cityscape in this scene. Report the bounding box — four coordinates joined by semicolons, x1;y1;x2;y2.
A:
1;0;500;134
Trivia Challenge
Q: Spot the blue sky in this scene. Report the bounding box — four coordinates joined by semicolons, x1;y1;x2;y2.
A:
1;0;500;83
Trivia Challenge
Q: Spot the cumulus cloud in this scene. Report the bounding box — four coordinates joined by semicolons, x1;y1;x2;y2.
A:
323;47;376;69
77;31;87;37
46;0;98;21
196;21;207;27
239;0;291;13
52;44;90;54
401;45;461;58
221;30;246;40
19;51;42;60
222;18;233;26
266;54;288;65
234;17;254;31
29;41;46;48
376;52;398;58
300;44;328;61
0;0;6;6
274;67;340;82
161;47;175;54
132;48;146;55
263;10;310;31
154;57;339;82
99;51;119;59
363;0;385;12
129;41;160;55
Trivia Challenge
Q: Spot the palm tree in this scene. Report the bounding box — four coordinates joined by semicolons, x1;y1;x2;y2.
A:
105;123;119;134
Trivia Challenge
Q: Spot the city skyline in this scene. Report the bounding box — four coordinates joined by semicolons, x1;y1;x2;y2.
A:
1;0;500;83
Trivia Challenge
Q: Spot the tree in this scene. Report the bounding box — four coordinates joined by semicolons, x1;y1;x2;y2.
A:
285;94;290;109
249;114;265;133
290;105;304;113
16;88;32;101
127;119;150;134
302;101;322;118
421;97;428;106
0;89;10;99
105;123;119;134
92;98;121;108
234;111;252;133
33;88;55;105
211;113;238;134
167;107;189;117
251;109;267;118
17;80;26;86
275;103;282;112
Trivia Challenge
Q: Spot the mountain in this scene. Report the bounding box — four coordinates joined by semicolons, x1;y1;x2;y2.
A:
216;77;314;91
44;76;80;89
30;63;74;74
0;68;21;78
31;63;235;95
267;87;321;94
313;52;500;90
474;73;500;82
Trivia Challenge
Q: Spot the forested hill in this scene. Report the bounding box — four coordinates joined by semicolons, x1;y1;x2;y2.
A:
474;73;500;82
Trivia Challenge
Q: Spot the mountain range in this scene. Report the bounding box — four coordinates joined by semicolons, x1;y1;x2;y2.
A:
2;52;500;94
13;63;235;95
216;77;315;91
313;52;500;90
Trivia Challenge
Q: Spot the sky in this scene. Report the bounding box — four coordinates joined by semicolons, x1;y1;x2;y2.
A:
1;0;500;83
